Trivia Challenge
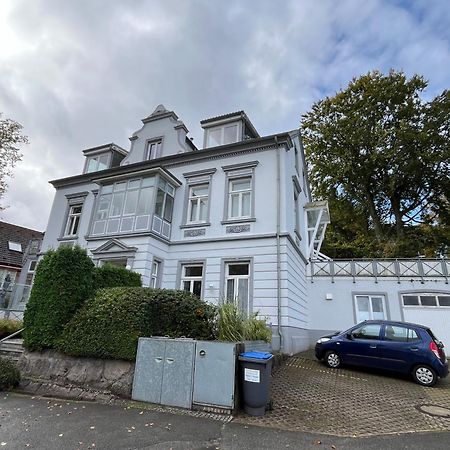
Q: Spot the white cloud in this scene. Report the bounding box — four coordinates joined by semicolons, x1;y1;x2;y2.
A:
0;0;449;230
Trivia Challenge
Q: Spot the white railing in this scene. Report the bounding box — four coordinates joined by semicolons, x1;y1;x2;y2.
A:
309;258;449;284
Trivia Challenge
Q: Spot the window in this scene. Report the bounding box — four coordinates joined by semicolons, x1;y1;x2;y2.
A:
8;241;22;252
65;204;83;237
354;295;386;322
28;239;41;255
225;262;250;316
181;265;203;297
187;184;209;223
351;324;381;340
402;293;450;308
206;123;239;147
150;260;160;288
145;139;162;160
384;325;420;343
29;261;37;272
228;178;251;219
86;154;109;173
92;177;156;236
293;187;300;237
154;178;174;223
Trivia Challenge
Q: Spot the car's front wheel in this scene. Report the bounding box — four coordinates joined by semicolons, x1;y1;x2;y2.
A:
413;365;437;387
325;350;341;369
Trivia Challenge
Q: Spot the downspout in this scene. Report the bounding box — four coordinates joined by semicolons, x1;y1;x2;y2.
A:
275;136;283;352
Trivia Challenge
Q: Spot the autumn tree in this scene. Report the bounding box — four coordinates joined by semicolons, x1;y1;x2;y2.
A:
0;113;28;209
302;70;450;257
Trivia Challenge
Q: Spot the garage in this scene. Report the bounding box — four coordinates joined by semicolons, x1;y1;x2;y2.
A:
401;292;450;350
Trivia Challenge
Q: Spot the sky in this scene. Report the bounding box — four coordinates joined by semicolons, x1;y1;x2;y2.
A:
0;0;449;232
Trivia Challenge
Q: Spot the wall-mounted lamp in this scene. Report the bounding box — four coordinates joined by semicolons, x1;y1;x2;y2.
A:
325;293;333;301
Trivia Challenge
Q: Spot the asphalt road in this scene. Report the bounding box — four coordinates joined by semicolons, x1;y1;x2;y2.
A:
1;393;450;449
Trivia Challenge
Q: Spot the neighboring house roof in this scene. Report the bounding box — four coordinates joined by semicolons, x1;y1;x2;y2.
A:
0;221;44;269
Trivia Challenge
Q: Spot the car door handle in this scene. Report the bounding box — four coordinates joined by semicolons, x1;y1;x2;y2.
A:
410;347;419;351
369;345;377;349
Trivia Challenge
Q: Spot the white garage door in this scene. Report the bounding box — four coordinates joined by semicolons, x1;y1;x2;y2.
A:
402;293;450;351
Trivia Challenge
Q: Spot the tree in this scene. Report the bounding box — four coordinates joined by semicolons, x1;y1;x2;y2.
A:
302;70;450;256
0;113;28;208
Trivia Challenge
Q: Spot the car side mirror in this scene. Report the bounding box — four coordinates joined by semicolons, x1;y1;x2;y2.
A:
346;333;353;340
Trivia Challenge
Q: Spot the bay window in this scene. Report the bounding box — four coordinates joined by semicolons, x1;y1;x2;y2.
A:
92;176;158;236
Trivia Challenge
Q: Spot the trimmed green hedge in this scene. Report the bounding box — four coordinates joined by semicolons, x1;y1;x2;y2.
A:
93;264;142;291
58;287;216;360
0;358;20;391
23;246;95;351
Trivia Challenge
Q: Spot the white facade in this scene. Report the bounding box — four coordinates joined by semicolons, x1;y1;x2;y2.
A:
41;106;314;354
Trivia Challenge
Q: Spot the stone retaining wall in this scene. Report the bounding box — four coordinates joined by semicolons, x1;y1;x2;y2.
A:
18;350;135;401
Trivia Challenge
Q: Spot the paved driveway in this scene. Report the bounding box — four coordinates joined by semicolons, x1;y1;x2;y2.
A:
235;352;450;437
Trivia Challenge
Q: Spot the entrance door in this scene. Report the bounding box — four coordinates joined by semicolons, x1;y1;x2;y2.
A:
355;295;386;322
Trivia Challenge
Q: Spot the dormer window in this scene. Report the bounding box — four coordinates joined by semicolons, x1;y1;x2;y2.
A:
206;123;239;147
86;154;109;173
145;139;162;160
201;111;259;149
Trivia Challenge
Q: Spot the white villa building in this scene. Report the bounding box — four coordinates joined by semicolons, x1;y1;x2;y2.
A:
6;105;450;354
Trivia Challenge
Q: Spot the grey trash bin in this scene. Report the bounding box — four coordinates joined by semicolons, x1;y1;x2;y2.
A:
238;351;273;416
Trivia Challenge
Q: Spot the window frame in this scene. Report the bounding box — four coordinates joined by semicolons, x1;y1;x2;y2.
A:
222;259;252;317
222;162;258;224
227;177;252;220
401;292;450;309
84;153;110;173
64;203;83;237
150;259;162;288
180;263;205;298
205;122;241;148
353;293;388;323
186;183;210;224
8;241;22;252
145;138;163;161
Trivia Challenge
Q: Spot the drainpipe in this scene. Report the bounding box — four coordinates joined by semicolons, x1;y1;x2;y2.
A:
275;136;283;352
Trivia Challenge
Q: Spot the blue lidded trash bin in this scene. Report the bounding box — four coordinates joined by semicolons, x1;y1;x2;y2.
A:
239;351;273;416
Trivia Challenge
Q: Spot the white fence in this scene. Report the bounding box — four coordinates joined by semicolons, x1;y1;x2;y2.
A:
309;258;449;283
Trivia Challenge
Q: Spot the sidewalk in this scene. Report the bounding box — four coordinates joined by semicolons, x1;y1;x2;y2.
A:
1;393;450;449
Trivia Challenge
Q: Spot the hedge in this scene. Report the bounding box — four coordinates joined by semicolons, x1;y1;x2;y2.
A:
23;246;95;351
0;358;20;391
92;264;142;291
58;287;216;360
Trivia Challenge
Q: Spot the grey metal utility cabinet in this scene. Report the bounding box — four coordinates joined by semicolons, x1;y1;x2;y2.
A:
132;337;196;409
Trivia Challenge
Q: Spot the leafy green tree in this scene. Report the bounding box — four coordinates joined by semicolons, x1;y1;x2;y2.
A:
0;114;28;208
302;70;450;257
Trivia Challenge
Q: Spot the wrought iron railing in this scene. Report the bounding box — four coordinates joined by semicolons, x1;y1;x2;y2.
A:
309;258;449;284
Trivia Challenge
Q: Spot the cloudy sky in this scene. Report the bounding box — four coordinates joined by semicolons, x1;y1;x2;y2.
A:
0;0;449;231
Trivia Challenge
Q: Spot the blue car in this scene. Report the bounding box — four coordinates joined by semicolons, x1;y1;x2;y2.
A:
315;320;449;386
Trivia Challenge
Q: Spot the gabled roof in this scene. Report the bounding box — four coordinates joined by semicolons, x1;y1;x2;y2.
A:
0;221;44;269
141;104;179;124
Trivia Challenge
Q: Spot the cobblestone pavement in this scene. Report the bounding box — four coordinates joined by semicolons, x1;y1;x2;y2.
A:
234;352;450;437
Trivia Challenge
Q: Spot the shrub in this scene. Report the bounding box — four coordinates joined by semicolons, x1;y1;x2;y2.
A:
23;246;95;351
217;303;272;343
0;319;23;340
92;264;142;291
58;287;216;361
0;358;20;391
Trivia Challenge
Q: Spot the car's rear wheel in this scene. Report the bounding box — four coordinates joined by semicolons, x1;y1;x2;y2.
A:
325;350;341;369
413;365;437;387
